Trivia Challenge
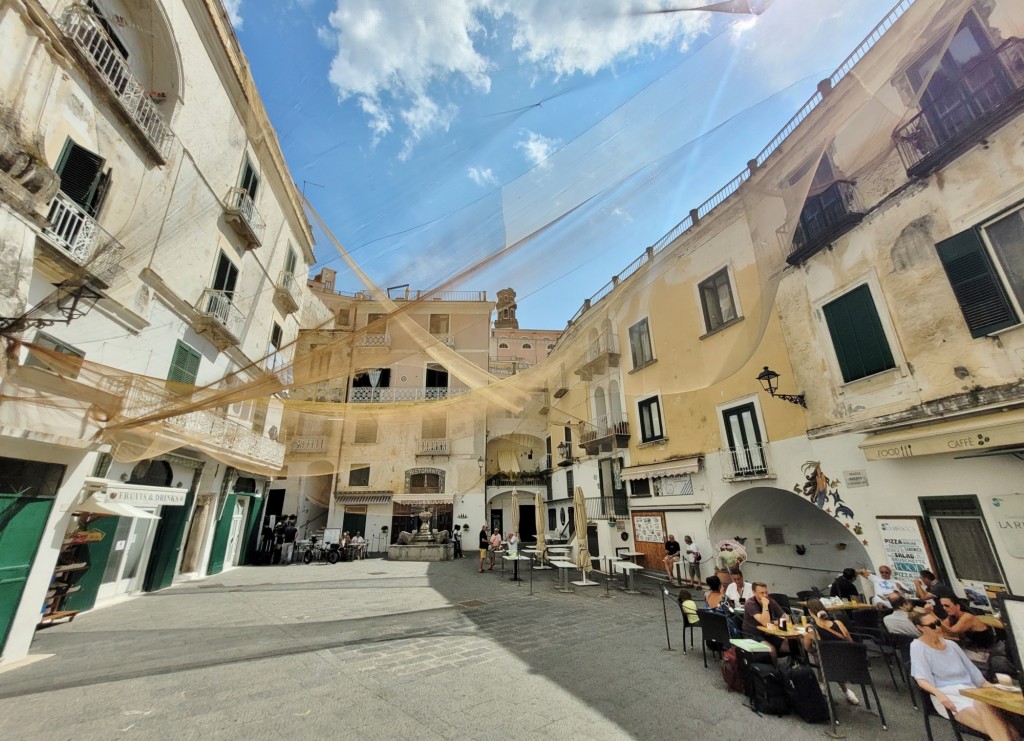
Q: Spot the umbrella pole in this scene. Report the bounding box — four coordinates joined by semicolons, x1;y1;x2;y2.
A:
528;557;534;596
660;586;675;652
602;556;612;598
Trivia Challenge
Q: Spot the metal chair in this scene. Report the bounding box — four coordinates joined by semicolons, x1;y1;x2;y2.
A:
677;600;700;653
696;610;732;668
797;588;824;601
913;681;987;741
769;592;792;612
818;639;887;730
851;626;905;692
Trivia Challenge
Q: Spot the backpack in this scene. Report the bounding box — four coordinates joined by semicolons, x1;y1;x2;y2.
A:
748;663;791;716
784;665;830;723
721;647;744;693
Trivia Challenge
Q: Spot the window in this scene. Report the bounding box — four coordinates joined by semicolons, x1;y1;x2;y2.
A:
637;396;664;443
284;246;298;276
336;308;351;326
425;363;448;389
421;412;447;439
547;343;555;350
628;318;654;369
630;478;651;497
565;469;574;499
212;251;239;298
935;211;1023;337
498;342;508;349
25;331;85;377
653;475;693;496
269;323;283;351
354;418;377;443
168;340;201;385
429;314;449;335
366;312;386;328
54;139;111;218
239;157;259;201
348;465;370;487
522;343;532;349
699;268;738;332
409;472;442;493
548;508;557;530
722;403;767;477
822;284;896;383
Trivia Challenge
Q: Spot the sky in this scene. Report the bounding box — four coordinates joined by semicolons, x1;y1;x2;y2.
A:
227;0;901;329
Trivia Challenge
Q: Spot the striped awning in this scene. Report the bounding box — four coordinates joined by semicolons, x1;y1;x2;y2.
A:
333;491;392;504
497;450;520;475
620;457;700;481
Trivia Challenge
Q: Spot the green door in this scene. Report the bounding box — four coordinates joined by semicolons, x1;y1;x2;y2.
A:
342;512;367;538
142;490;195;593
62;515;120;612
207;494;238;575
240;497;264;566
0;494;55;651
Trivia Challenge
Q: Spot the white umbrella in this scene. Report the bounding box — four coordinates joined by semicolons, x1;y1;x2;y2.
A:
534;489;546;560
573;486;597;585
510;486;520;538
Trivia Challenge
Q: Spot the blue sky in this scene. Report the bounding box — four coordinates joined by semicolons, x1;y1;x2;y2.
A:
227;0;899;329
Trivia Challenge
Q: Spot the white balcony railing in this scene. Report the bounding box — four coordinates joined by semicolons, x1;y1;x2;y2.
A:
59;6;171;158
225;187;266;246
355;332;391;347
431;333;456;347
489;358;530;376
44;191;124;283
720;442;775;481
275;271;302;311
103;375;284;468
196;288;244;342
417;438;450;455
289;435;328;454
349;387;452;403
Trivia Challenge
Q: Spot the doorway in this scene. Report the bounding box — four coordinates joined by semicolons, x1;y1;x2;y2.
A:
224;499;246;568
921;496;1008;597
97;514;157;601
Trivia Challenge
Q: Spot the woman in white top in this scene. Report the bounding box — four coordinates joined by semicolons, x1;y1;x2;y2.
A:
909;612;1020;741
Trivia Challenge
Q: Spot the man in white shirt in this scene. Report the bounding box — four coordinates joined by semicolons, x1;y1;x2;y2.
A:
858;566;911;610
684;535;702;587
725;568;754;608
351;532;367;560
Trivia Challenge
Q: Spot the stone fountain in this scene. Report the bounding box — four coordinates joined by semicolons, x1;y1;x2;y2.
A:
387;507;453;561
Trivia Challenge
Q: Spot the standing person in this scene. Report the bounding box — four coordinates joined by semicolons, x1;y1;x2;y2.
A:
803;597;860;705
451;525;463;558
663;534;681;585
478;524;489;573
271;521;284;565
259;522;274;565
281;517;298;565
506;531;519;557
830;568;860;600
683;535;702;587
489;528;502;570
910;612;1020;741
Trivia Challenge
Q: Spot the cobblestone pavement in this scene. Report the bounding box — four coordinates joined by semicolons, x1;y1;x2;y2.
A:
0;557;923;740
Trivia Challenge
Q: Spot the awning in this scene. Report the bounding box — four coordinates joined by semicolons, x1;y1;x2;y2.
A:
75;494;160;520
333;491;392;505
620;457;701;481
497;450;520;475
393;493;454;506
859;408;1024;461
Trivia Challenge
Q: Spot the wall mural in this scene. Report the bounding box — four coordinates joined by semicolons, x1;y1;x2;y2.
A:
793;460;868;546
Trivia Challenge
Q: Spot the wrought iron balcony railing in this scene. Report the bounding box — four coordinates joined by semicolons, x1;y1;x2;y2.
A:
574;331;620;378
195;288;244;346
720;442;774;481
489;358;531;376
417;438;450;455
788;180;864;265
578;416;630;454
289;435;328;454
348;387;454;403
58;6;171;159
224;187;266;247
895;38;1024;175
355;331;391;348
44;191;123;284
274;271;302;314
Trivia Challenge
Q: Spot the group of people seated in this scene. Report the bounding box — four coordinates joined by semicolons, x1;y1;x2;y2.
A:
337;531;367;560
685;563;1020;739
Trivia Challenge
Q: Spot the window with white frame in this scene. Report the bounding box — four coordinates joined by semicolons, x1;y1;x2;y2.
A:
698;268;738;333
721;402;767;477
628;318;654;369
637;396;664;443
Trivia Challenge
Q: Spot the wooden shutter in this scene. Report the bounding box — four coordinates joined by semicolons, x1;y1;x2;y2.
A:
823;285;896;383
55;140;105;212
167;341;201;385
935;229;1018;338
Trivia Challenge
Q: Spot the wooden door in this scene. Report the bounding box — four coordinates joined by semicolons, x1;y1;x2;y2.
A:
631;511;666;569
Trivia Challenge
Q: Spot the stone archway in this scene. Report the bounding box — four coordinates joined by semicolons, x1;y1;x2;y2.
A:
709;486;872;596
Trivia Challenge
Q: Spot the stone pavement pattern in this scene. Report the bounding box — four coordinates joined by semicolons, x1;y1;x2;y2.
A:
0;558;922;740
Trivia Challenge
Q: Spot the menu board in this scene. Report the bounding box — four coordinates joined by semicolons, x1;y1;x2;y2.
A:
876;516;936;586
634;516;665;543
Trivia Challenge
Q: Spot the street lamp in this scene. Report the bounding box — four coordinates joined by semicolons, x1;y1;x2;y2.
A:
756;366;806;408
556;441;579;466
0;281;103;335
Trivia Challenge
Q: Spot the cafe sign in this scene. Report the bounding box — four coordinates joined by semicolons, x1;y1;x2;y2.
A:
860;409;1024;461
106;483;187;507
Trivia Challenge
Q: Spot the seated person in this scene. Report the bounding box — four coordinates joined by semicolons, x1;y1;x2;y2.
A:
803;597;860;705
742;582;791;656
351;532;367;559
916;570;956;619
724;568;753;608
704;574;726;610
830;568;860;601
910;612;1021;741
858;565;911;610
677;588;700;626
940;597;996;663
883;594;921;637
663;534;682;585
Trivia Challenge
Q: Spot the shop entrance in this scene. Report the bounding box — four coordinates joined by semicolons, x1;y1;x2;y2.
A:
921;496;1008;598
97;513;157;601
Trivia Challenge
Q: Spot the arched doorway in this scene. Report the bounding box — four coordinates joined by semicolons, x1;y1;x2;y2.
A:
709;486;872;596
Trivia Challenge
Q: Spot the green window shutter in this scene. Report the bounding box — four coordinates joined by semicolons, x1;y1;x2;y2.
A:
823;285;895;383
934;229;1018;338
168;341;201;384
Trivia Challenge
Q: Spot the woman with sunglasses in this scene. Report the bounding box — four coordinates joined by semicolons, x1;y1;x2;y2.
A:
909;612;1021;740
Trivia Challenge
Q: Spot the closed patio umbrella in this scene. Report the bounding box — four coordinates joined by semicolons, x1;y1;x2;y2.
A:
534;489;546;560
510;486;520;538
573;486;597;585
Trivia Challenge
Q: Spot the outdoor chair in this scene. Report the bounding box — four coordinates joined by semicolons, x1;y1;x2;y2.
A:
913;680;987;741
769;592;792;612
850;626;904;692
677;601;700;653
696;610;731;668
797;588;823;601
818;639;887;730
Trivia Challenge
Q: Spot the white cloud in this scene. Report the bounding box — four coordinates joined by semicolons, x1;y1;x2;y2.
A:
467;166;499;187
515;130;560;169
223;0;243;28
320;0;711;157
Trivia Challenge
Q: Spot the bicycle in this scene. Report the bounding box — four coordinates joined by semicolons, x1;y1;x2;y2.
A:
301;536;339;565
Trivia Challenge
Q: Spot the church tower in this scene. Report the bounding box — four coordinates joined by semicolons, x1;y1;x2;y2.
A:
494;287;519;329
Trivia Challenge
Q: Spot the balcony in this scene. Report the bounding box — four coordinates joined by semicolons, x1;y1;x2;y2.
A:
416;438;450;456
584;495;629;519
348;387;452;403
486;473;548;487
289;435;328;454
489;358;530;377
355;331;391;348
58;6;171;162
552;369;569;399
574;332;620;379
194;288;244;349
42;192;123;286
787;180;865;265
223;187;265;248
273;271;302;315
104;375;284;470
578;417;630;456
895;39;1024;177
431;333;456;348
720;442;775;481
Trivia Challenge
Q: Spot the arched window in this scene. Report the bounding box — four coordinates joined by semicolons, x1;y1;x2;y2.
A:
498;342;508;348
128;459;173;487
522;343;532;349
408;472;443;493
547;344;555;351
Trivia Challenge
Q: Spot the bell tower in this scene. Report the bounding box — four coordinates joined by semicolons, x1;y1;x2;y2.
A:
494;287;518;329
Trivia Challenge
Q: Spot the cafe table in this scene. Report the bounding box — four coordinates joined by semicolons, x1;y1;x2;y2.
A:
796;600;876;612
978;614;1005;630
758;623;808;660
960;686;1024;716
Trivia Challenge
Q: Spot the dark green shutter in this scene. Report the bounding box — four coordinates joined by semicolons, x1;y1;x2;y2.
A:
935;229;1018;338
167;341;201;385
823;285;895;383
55;140;105;213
